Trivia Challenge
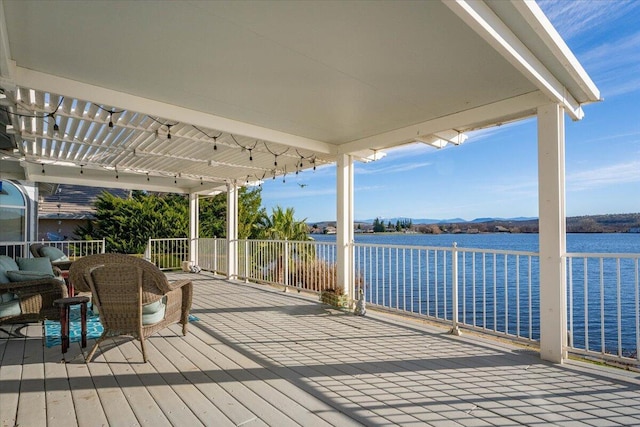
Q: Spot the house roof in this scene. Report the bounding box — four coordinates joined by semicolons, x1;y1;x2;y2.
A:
38;184;129;220
0;1;599;194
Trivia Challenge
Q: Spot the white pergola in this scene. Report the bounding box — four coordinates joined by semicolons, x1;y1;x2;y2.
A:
0;0;599;363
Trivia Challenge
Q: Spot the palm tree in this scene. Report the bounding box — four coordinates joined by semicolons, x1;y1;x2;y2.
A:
256;206;311;241
254;206;314;284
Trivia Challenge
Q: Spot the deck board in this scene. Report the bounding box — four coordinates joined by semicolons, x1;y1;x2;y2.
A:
0;324;25;427
3;271;640;427
17;324;47;427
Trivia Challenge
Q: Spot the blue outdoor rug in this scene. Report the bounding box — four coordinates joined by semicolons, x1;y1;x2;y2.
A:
44;306;199;348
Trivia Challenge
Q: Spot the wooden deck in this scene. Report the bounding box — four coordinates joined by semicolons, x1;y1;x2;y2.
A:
2;272;640;427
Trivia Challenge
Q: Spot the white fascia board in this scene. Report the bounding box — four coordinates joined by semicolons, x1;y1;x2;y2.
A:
515;0;600;102
445;0;584;120
15;67;335;155
338;91;548;155
22;162;191;194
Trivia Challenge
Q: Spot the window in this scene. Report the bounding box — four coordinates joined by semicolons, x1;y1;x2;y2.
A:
0;180;27;242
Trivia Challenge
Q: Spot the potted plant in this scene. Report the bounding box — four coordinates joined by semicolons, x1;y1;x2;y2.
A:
320;287;349;309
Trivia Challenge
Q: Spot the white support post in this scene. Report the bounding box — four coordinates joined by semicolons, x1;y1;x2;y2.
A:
189;193;199;268
226;181;239;280
450;243;461;335
537;103;567;364
336;154;355;303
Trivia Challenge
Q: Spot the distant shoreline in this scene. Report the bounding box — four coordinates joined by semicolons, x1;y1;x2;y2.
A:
310;213;640;234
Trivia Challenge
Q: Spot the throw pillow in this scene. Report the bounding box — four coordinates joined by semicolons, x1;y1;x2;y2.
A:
0;256;20;284
39;246;70;263
16;257;55;276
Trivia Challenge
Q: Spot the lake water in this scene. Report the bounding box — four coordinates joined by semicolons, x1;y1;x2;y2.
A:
310;232;640;357
312;232;640;254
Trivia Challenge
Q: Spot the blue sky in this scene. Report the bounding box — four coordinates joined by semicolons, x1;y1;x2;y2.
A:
259;0;640;223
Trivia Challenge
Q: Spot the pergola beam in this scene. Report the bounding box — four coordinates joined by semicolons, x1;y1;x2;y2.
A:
14;67;336;156
339;91;549;155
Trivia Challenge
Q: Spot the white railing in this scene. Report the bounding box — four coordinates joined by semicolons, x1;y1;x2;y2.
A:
238;239;338;292
565;252;640;364
0;239;105;259
147;236;640;365
147;238;189;270
354;243;540;342
198;237;227;275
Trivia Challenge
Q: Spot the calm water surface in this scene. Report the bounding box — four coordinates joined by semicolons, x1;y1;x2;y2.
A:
313;232;639;253
310;232;640;355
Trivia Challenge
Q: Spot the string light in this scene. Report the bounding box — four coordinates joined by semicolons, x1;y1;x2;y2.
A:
149;117;178;140
5;95;326;187
95;105;124;132
41;163;45;174
264;143;289;168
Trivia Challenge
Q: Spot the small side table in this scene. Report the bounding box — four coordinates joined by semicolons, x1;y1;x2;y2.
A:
53;296;90;354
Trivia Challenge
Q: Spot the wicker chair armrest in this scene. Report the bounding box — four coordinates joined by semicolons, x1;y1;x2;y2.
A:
166;279;192;292
52;260;73;271
0;278;68;297
1;277;61;290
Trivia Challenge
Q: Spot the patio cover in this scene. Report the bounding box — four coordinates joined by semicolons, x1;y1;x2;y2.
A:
0;0;599;194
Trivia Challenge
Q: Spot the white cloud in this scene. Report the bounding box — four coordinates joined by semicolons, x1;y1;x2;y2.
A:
356;160;433;175
537;0;636;41
265;187;336;200
537;0;640;97
568;160;640;190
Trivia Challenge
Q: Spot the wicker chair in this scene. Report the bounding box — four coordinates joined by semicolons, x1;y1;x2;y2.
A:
30;243;73;271
69;253;193;362
0;278;68;324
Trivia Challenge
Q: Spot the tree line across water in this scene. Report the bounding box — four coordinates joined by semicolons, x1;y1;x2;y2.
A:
377;213;640;234
312;213;640;235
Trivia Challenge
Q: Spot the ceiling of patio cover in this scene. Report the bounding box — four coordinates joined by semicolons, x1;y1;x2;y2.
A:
0;0;599;194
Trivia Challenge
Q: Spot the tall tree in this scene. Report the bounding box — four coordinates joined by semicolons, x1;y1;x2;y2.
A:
256;206;311;241
75;191;188;253
199;187;265;239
